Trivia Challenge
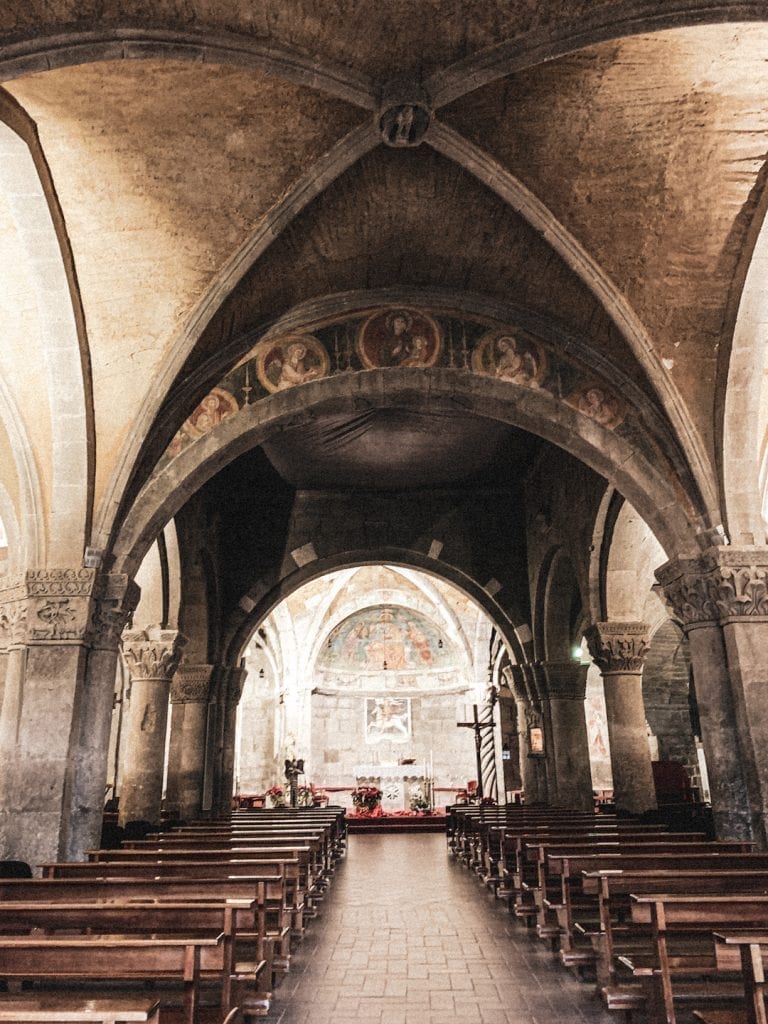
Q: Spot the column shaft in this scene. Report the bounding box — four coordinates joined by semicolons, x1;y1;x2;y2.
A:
586;623;657;815
686;624;752;839
166;664;213;819
540;662;593;810
119;628;185;825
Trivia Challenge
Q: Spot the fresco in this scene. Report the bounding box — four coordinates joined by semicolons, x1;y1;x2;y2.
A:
471;329;545;387
156;305;640;471
318;605;454;674
255;333;330;393
356;308;441;369
566;383;625;430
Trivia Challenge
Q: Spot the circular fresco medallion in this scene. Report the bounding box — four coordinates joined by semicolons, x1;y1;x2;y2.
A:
471;329;545;387
567;384;625;429
256;334;330;394
356;308;442;369
184;386;239;439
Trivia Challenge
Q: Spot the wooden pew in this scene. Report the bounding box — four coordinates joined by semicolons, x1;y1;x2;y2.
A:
531;843;756;948
80;847;315;935
0;875;292;970
696;932;768;1024
581;869;768;993
0;996;161;1023
0;899;270;1016
619;894;768;1024
0;933;224;1024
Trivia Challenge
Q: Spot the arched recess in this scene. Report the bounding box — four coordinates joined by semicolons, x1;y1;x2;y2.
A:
234;561;507;798
0;95;91;567
719;193;768;546
602;499;669;629
534;546;583;662
223;548;528;670
112;370;702;589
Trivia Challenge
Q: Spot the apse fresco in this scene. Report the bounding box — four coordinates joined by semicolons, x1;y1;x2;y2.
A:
318;605;455;674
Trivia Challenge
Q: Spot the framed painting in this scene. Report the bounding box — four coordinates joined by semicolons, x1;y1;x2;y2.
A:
365;696;411;744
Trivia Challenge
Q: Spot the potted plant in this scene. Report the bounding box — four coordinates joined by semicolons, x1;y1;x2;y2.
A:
350;785;382;814
409;794;431;814
266;784;285;807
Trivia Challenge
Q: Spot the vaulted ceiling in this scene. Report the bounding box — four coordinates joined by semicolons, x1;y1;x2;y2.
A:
2;2;767;581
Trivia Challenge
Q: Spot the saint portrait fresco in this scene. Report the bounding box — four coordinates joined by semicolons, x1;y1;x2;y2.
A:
184;387;239;438
356;308;441;369
256;334;330;394
471;329;544;386
567;384;625;429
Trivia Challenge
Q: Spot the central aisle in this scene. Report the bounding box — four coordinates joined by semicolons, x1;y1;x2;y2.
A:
264;832;615;1024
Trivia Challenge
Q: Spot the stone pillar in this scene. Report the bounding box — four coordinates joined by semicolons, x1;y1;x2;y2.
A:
585;622;657;815
657;548;768;842
120;627;185;825
212;665;247;816
509;664;549;804
0;569;138;868
539;661;593;809
60;573;139;860
166;663;213;820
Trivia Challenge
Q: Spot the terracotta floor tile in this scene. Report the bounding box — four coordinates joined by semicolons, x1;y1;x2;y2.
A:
262;832;616;1024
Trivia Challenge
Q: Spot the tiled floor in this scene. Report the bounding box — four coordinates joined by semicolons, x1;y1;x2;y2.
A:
263;832;618;1024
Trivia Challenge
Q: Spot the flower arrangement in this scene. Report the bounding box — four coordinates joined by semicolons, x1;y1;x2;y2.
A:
266;784;285;807
409;794;431;813
350;785;382;813
296;785;313;808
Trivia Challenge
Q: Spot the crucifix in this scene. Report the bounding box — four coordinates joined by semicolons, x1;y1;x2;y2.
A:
456;703;496;802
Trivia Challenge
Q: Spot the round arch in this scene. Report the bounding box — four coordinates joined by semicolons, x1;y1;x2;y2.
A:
222;548;528;669
534;546;583;662
112;369;705;583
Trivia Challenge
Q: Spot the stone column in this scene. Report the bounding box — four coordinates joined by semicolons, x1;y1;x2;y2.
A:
0;569;114;868
539;661;593;809
585;622;657;815
166;663;213;820
212;665;247;816
657;548;768;842
60;573;139;860
509;664;549;804
119;627;185;825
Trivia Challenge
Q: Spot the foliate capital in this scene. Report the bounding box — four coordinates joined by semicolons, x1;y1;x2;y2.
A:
171;663;214;704
585;622;650;675
656;546;768;629
122;627;186;682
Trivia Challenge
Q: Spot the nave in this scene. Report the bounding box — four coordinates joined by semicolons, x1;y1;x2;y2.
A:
265;832;613;1024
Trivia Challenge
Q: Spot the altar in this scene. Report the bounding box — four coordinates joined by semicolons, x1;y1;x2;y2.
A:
355;764;432;811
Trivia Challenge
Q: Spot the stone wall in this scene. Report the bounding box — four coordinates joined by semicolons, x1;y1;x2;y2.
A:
643;619;696;766
310;689;477;797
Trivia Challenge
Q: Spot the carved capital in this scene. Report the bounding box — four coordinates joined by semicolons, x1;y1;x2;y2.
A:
123;627;186;682
0;568;97;647
539;661;588;700
508;663;543;705
585;622;650;675
0;573;27;650
88;574;141;650
218;666;247;705
656;547;768;628
171;663;214;704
